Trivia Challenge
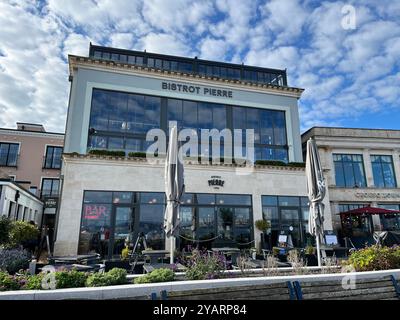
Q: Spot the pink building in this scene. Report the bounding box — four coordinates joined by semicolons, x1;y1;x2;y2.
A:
0;122;64;230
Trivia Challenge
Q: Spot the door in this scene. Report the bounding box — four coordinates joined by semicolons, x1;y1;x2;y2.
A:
108;205;135;259
279;208;303;247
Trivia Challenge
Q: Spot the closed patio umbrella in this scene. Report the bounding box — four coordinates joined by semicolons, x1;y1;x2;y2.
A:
164;124;185;264
305;138;326;267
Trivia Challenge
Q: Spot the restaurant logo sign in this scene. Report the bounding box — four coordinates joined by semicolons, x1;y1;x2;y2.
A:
162;81;233;98
44;197;58;209
355;192;400;199
208;176;225;189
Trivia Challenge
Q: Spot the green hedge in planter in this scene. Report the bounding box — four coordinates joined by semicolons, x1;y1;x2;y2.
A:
134;268;175;284
55;269;88;289
88;149;126;157
347;245;400;271
254;160;306;167
127;152;147;158
86;268;127;287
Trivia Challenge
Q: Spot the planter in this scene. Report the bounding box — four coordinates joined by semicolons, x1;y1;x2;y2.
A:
104;260;130;272
305;254;318;267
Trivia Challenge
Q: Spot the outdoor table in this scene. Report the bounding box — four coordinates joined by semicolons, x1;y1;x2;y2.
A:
141;250;170;264
142;263;186;274
49;254;100;265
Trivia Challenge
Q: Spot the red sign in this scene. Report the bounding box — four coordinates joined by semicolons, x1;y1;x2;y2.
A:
84;205;109;220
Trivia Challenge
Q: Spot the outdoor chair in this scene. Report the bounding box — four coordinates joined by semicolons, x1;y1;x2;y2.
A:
154;282;297;300
292;275;400;300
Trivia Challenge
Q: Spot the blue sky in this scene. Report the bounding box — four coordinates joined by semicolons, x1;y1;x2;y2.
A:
0;0;399;133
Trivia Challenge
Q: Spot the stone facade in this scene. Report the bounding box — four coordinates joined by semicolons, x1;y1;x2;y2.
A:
302;127;400;232
54;154;325;255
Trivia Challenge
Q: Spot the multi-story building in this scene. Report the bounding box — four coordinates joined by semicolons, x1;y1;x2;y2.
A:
0;122;64;228
302;127;400;243
54;44;335;258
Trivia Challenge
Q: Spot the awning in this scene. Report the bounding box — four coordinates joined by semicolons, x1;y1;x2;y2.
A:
339;206;400;217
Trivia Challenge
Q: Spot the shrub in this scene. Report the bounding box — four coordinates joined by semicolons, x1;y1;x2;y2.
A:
134;268;175;284
9;221;39;248
254;160;306;167
254;219;270;232
347;245;400;271
0;248;30;274
88;149;126;157
127;152;147;158
0;271;20;291
85;268;127;287
0;217;11;246
55;269;88;289
184;249;226;280
23;273;45;290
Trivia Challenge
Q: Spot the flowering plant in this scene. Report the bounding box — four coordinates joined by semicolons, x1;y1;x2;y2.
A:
184;249;226;280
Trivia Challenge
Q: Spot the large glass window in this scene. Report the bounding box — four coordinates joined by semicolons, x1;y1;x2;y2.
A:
262;195;309;248
233;107;288;162
44;146;63;169
0;142;19;166
88;89;288;162
371;155;397;188
89;89;161;154
40;178;60;198
333;154;367;187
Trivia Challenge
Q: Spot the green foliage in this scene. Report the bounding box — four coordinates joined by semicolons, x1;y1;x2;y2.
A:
134;268;175;284
254;219;270;232
0;217;11;246
184;250;226;280
304;246;315;255
254;160;305;167
23;273;44;290
0;271;20;291
127;152;147;158
55;269;88;289
347;246;400;271
85;268;127;287
88;149;126;157
8;221;39;248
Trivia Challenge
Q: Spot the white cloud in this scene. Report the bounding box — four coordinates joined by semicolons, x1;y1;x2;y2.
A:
199;37;228;61
137;33;193;57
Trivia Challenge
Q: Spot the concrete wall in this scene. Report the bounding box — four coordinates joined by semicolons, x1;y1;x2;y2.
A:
54;155;317;256
64;66;303;162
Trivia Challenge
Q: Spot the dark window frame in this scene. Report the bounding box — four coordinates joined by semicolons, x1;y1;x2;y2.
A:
44;146;63;169
371;155;397;188
40;178;60;198
0;142;19;167
333;154;367;188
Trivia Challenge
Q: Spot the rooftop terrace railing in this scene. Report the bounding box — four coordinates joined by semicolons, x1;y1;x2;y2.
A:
89;44;287;87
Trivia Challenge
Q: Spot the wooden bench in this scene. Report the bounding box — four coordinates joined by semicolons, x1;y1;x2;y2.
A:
293;275;400;300
155;282;296;300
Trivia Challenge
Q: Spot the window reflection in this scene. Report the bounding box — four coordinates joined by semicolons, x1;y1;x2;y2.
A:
88;89;288;162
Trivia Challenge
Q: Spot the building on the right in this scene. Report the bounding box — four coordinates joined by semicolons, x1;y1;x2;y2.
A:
302;127;400;244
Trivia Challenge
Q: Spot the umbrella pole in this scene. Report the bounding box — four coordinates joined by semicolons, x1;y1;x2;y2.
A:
170;236;174;264
316;233;321;267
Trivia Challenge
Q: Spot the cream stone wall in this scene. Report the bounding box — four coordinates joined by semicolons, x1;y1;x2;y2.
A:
54;155;328;255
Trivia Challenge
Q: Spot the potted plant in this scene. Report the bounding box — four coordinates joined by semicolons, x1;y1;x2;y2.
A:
254;219;271;250
304;245;318;266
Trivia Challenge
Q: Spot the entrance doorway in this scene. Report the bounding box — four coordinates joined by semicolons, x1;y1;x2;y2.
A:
108;205;135;259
